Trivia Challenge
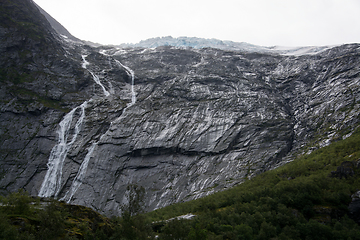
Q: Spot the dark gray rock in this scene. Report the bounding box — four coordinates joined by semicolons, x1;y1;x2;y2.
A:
330;161;356;179
349;191;360;224
1;0;360;217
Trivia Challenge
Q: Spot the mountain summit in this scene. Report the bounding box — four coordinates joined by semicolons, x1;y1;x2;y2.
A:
0;0;360;216
119;36;334;55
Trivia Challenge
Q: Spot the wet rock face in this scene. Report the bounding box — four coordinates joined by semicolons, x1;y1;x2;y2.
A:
75;45;360;215
1;0;360;216
0;0;95;196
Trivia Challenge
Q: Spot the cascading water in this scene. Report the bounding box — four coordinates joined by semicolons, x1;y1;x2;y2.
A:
38;102;87;198
60;52;137;202
114;59;136;107
99;49;136;106
39;54;113;199
61;143;96;202
82;55;110;97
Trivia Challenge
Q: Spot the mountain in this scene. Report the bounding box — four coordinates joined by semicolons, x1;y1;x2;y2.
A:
1;132;359;239
119;36;334;55
119;36;267;52
1;0;360;217
32;1;79;42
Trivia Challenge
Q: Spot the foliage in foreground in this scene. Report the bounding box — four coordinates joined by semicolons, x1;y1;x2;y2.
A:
1;127;360;239
0;189;153;240
148;127;360;239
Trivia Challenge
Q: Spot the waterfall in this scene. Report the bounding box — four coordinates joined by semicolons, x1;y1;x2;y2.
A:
61;53;137;202
39;54;110;198
43;51;137;201
38;102;87;198
61;143;96;202
114;59;136;106
82;55;110;97
82;55;90;68
99;50;135;104
56;55;111;201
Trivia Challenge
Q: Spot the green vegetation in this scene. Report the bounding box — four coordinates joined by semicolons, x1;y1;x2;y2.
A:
8;85;69;112
0;0;48;41
0;187;154;240
1;128;360;239
147;127;360;239
0;0;76;113
0;190;110;239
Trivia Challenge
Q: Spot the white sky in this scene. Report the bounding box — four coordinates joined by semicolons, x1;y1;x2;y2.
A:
33;0;360;47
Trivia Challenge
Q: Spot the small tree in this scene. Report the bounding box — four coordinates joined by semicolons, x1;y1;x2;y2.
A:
118;184;153;240
120;184;151;240
37;200;67;240
6;189;32;215
120;184;145;217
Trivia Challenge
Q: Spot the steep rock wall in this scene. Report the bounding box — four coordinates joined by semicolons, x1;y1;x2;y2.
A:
0;0;360;216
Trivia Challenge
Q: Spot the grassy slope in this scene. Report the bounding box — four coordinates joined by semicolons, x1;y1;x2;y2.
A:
1;127;360;239
147;127;360;239
0;193;114;240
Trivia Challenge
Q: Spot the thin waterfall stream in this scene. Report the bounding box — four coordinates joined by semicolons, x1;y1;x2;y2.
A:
82;55;110;97
38;102;87;197
39;54;112;199
60;52;137;202
115;59;136;107
61;143;96;202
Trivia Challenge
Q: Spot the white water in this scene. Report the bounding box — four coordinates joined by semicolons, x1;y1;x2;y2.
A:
82;55;110;97
38;102;87;198
114;59;136;106
39;55;110;198
61;143;96;202
99;50;136;105
59;55;112;202
61;53;137;202
41;52;137;200
82;55;90;68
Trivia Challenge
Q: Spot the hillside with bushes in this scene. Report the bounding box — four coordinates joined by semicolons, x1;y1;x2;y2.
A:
1;127;360;239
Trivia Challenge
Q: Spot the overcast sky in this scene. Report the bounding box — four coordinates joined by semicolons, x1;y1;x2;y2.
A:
33;0;360;47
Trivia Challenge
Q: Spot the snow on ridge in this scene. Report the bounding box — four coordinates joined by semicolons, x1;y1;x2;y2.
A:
268;45;337;56
117;36;336;56
118;36;266;53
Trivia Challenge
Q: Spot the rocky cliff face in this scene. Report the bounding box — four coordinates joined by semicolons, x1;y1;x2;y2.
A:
1;0;360;216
